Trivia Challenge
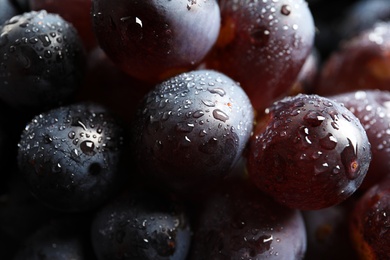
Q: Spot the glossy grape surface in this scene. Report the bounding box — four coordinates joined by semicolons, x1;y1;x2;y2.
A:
0;11;86;112
189;182;307;259
350;180;390;259
247;94;371;210
314;22;390;96
331;90;390;191
29;0;97;50
205;0;315;112
131;70;254;193
91;0;220;83
17;103;129;212
91;190;191;260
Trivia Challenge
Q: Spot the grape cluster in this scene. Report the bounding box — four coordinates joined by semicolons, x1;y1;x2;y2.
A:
1;0;390;259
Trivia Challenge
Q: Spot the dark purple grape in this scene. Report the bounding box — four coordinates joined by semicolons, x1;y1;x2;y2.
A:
330;90;390;191
247;94;372;210
13;217;93;260
17;102;129;212
0;11;86;112
204;0;315;112
189;181;307;259
303;198;358;260
91;0;220;83
350;179;390;259
91;190;191;260
131;69;254;193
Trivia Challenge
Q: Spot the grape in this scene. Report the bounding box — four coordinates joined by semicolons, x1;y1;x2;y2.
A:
91;0;221;83
314;21;390;96
330;90;390;191
131;69;254;193
91;190;191;260
205;0;315;112
189;181;307;259
0;11;86;112
247;94;372;210
17;102;129;212
350;180;390;259
303;198;358;260
2;0;390;258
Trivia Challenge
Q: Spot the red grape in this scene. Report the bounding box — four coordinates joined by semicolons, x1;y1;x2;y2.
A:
247;94;371;210
205;0;315;112
91;0;221;83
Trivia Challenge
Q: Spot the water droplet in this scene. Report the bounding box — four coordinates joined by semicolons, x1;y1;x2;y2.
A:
281;5;291;15
44;50;52;58
320;134;338;150
43;134;53;144
202;99;215;107
38;34;51;47
304;111;325;127
208;88;226;97
175;122;194;133
52;163;62;173
80;140;96;156
341;138;359;180
193;110;204;118
213;109;229;122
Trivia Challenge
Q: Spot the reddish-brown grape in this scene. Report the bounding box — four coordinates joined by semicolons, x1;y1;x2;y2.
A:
91;0;221;83
205;0;315;112
331;90;390;191
247;94;371;210
350;179;390;259
314;21;390;96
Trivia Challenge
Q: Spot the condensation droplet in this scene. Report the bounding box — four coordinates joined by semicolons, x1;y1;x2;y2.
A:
320;134;338;150
281;4;291;15
341;138;359;180
213;109;229;122
208;88;226;97
80;140;96;156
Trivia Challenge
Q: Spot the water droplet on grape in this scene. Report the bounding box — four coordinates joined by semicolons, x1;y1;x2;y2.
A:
213;109;229;122
80;140;96;156
175;122;194;133
208;88;226;97
202;99;215;107
280;4;291;16
304;110;325;127
341;139;359;180
320;134;338;150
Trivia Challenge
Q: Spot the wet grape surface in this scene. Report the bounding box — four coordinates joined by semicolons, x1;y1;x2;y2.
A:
1;0;390;259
